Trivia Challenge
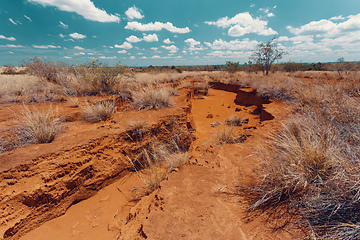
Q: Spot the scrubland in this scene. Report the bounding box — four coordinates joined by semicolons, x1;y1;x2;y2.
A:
1;60;360;239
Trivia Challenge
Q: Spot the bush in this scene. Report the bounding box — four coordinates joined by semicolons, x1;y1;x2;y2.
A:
25;57;62;83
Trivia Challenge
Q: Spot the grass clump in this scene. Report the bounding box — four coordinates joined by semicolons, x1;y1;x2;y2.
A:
213;127;247;145
224;115;244;126
131;87;174;110
14;106;63;144
82;99;117;122
126;120;148;141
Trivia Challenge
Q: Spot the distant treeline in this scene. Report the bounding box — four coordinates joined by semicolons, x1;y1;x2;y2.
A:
2;58;359;75
132;61;360;74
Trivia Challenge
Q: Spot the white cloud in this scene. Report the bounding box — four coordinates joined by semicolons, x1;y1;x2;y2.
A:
9;18;18;25
125;21;191;33
69;32;86;39
63;56;72;59
207;50;250;59
150;47;158;51
143;33;158;42
24;15;32;22
115;42;133;49
0;35;16;41
28;0;120;23
287;14;360;37
126;35;142;43
250;4;255;7
161;45;178;53
278;36;290;41
185;38;200;46
0;44;24;48
163;38;174;44
330;15;345;20
125;6;144;20
33;45;61;49
204;38;258;50
185;38;206;51
118;50;127;54
59;33;65;38
141;56;148;59
74;46;85;50
205;12;277;37
130;56;135;59
99;56;117;59
59;21;68;28
152;55;161;59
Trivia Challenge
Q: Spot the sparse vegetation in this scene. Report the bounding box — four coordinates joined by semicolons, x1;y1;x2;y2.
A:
82;99;117;122
224;115;244;126
14;106;64;144
131;87;174;110
213;127;247;145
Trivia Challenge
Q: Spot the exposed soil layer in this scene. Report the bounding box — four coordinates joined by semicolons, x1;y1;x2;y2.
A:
2;81;293;240
210;81;274;122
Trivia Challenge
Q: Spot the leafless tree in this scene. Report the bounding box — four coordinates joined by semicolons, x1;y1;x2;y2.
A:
251;36;287;75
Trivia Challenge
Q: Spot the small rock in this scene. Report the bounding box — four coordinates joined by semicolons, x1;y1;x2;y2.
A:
206;114;213;118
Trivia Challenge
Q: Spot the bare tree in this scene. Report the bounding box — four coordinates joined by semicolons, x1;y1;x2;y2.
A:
251;36;287;75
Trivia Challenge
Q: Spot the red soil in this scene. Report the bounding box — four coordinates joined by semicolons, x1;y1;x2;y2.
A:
1;82;293;240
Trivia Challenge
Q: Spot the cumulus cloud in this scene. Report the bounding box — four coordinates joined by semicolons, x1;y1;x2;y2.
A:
115;42;133;49
74;46;85;50
185;38;206;51
28;0;120;23
143;33;158;42
205;12;277;37
118;50;127;53
59;21;68;28
126;35;142;43
125;6;144;20
0;35;16;41
163;38;174;44
125;21;191;33
69;32;86;39
185;38;200;46
161;45;179;53
204;38;258;50
32;45;61;49
287;14;360;37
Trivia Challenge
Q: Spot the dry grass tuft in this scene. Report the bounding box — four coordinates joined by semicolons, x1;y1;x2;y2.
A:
213;127;247;145
126;120;148;141
14;106;64;144
131;87;174;110
82;99;117;122
224;115;244;126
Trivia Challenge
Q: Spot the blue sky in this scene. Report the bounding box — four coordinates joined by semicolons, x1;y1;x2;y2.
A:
1;0;360;66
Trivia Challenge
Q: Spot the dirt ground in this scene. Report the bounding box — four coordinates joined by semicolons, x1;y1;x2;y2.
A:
1;77;295;240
